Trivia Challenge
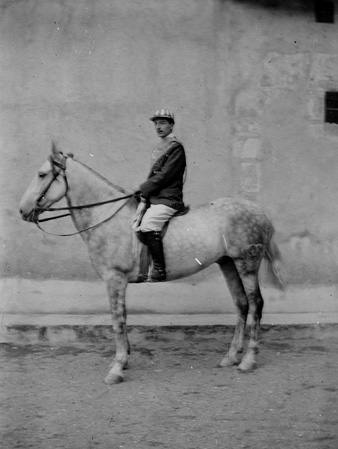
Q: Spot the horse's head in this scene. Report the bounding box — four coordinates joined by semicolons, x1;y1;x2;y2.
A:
19;142;68;222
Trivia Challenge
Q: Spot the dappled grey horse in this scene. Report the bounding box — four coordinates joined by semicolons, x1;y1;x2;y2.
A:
19;143;285;384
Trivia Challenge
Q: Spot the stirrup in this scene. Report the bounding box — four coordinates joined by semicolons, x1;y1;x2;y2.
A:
147;268;166;282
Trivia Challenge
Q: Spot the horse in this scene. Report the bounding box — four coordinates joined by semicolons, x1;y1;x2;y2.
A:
19;143;285;384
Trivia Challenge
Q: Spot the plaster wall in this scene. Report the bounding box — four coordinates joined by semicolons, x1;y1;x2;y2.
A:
1;0;338;315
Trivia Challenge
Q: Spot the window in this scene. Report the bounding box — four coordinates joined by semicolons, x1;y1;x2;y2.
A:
325;92;338;124
314;1;335;23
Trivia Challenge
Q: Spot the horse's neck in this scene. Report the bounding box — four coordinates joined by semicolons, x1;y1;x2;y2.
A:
66;158;125;206
64;159;137;268
64;158;134;235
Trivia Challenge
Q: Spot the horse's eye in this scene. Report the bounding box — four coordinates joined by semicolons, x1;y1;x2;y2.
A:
38;173;46;179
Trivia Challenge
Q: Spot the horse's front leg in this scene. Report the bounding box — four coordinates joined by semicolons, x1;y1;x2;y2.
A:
104;272;130;384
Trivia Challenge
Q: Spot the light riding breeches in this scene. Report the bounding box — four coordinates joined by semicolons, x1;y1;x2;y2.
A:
137;204;177;232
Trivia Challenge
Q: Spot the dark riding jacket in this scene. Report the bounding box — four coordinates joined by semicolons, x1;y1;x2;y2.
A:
139;135;186;211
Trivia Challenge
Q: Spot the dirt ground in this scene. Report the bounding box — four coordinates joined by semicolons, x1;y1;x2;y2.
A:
1;324;338;449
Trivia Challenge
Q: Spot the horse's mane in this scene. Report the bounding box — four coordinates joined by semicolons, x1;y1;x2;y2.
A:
74;157;128;194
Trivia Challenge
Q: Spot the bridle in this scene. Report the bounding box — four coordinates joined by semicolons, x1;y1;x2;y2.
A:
35;154;68;205
35;153;69;221
34;154;134;236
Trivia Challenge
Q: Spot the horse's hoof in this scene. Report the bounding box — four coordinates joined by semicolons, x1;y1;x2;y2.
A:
104;372;124;384
219;356;240;368
237;361;257;372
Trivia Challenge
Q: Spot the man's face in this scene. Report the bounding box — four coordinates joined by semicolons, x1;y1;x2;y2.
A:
154;119;173;138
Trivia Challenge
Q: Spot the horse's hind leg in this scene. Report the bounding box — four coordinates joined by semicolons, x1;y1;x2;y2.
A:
217;257;249;367
234;259;264;372
104;272;130;384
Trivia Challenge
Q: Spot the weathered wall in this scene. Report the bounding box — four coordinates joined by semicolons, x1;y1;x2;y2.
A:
1;0;338;311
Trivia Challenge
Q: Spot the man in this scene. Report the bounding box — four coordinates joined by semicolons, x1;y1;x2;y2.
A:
134;109;187;282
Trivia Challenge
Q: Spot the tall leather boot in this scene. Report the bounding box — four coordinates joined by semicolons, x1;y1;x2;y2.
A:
143;231;166;282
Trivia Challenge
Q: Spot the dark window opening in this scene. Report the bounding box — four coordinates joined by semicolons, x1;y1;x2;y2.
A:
325;92;338;124
314;1;335;23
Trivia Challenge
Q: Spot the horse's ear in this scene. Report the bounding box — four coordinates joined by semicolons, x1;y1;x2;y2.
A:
51;140;62;157
48;154;56;173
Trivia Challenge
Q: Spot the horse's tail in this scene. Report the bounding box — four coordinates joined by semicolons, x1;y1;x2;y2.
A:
264;225;287;290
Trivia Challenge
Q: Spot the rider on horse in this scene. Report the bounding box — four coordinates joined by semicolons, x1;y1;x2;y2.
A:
134;109;187;282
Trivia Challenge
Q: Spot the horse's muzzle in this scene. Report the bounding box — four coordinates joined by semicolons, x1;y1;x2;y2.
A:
19;207;40;223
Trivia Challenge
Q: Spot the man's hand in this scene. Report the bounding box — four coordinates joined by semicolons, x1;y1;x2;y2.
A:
135;200;147;216
132;200;148;231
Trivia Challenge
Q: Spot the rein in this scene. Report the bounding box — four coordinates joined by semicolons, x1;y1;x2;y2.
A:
35;155;134;236
37;193;134;214
35;196;133;237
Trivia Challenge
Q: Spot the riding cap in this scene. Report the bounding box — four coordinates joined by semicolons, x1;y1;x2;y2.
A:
149;109;175;123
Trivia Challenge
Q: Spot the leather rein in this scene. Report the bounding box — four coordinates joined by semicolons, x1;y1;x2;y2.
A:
35;155;134;237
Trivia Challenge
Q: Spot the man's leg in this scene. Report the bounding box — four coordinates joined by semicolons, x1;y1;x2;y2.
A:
139;204;176;282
